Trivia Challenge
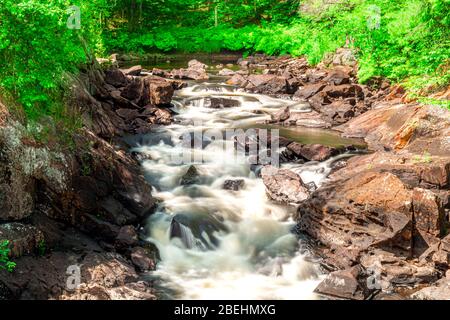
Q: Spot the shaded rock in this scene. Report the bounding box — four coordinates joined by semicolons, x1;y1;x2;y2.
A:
180;166;201;186
99;197;137;226
115;108;140;122
130;247;156;272
115;226;138;250
0;250;155;300
147;79;174;105
120;78;145;103
223;179;245;191
104;69;128;87
261;166;310;204
208;97;240;109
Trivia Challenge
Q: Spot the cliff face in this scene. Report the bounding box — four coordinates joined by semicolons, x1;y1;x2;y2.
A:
0;63;178;300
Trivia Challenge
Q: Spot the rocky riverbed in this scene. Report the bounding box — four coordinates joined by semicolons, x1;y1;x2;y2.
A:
0;49;448;300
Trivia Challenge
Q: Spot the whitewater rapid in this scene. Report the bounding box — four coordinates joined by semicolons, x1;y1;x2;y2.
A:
128;81;357;300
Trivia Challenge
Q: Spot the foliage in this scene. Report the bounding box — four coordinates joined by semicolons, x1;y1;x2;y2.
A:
0;240;16;273
0;0;448;122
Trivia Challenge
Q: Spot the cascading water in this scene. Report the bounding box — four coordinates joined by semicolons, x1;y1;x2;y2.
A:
128;77;362;300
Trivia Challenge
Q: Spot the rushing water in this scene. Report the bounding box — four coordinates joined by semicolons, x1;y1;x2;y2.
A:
127;75;363;300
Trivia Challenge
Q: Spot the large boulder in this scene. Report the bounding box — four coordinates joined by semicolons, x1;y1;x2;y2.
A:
104;69;128;87
297;171;414;257
245;74;289;94
261;166;310;204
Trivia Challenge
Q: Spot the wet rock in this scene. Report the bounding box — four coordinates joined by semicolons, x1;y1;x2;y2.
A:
314;266;369;300
223;179;245;191
180;165;201;186
169;213;227;250
105;69;128;87
151;108;173;125
208;97;240;109
0;223;44;258
130;247;156;272
286;143;339;162
152;68;171;78
261;166;310;204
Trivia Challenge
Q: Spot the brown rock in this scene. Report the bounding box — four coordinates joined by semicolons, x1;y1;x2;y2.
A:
314;266;368;300
116;108;140;121
148;80;174;105
115;226;138;250
412;188;445;237
120;78;145;103
104;69;128;87
271;106;290;122
294;83;326;99
287;143;338;161
120;65;142;76
130;247;156;272
324;67;352;85
261;166;310;204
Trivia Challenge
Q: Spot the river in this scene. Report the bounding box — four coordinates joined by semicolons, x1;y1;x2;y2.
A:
124;69;364;300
